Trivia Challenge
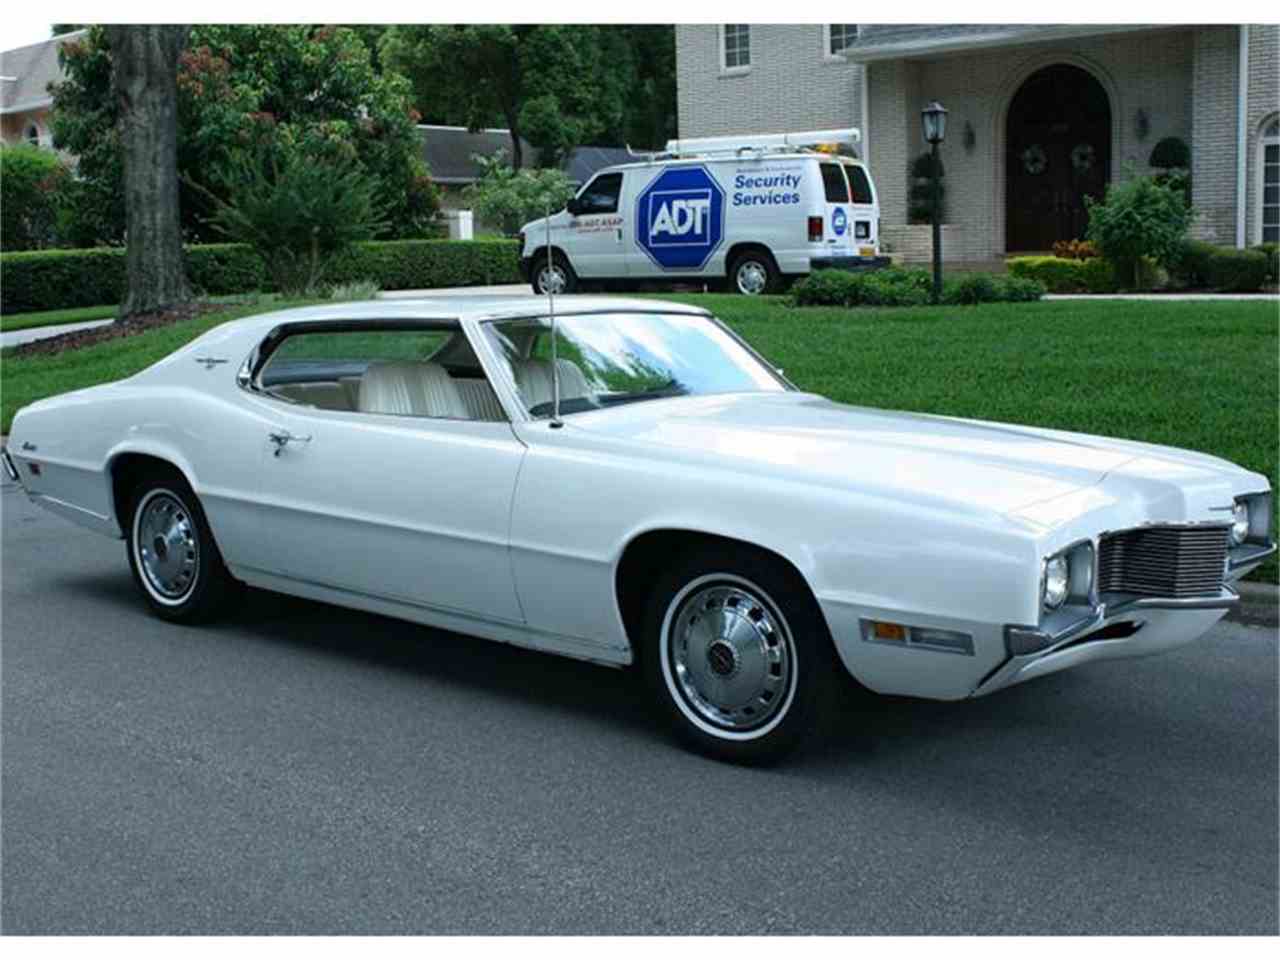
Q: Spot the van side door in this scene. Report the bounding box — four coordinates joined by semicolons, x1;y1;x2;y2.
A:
561;172;628;279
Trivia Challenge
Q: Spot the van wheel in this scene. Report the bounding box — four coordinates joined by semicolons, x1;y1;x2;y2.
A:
531;252;578;295
729;250;780;295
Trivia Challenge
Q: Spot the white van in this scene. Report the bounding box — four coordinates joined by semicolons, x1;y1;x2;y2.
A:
519;129;889;296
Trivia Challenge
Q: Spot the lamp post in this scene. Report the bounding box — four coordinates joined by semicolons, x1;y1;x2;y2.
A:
921;101;948;303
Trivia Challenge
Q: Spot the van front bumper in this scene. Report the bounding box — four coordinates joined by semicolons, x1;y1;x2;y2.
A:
810;255;892;273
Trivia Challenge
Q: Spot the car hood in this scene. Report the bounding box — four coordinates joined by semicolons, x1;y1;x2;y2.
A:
564;392;1247;518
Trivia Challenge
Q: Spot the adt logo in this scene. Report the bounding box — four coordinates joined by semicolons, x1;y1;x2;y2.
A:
636;165;725;270
832;207;848;237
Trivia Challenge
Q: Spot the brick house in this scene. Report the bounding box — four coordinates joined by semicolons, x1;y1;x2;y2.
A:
676;25;1280;261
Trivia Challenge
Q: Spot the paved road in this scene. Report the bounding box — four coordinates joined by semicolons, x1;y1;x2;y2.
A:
2;480;1276;934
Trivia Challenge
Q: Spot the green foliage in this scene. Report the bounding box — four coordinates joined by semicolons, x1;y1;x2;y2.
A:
1252;243;1279;285
50;25;439;244
908;151;946;224
1169;239;1218;289
194;150;388;295
1149;136;1190;170
0;240;519;313
0;145;69;251
787;267;1039;308
325;280;382;302
1006;256;1123;293
1205;248;1270;293
997;276;1048;302
462;153;576;236
380;25;677;169
1084;174;1193;286
943;273;1000;305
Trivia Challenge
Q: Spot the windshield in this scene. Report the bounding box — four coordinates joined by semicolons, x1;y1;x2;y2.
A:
483;311;787;418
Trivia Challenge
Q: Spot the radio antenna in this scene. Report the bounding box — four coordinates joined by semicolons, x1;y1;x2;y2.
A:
545;196;563;429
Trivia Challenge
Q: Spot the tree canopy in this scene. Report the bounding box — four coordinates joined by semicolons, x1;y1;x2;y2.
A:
51;25;438;245
380;25;676;169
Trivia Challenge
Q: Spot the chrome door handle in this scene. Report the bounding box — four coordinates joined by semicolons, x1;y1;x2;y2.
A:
268;430;312;456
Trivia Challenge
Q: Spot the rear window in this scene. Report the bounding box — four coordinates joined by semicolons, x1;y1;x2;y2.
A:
846;165;874;204
820;163;850;203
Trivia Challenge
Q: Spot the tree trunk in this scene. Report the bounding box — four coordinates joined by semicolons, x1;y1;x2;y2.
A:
107;25;192;318
503;103;523;170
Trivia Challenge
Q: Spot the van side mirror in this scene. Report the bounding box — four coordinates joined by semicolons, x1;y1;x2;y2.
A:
565;197;582;216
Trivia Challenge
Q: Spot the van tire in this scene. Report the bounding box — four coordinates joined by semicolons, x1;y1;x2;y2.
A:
531;252;578;295
729;250;781;295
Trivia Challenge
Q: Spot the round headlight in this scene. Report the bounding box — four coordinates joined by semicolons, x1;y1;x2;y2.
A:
1230;501;1250;546
1043;555;1069;610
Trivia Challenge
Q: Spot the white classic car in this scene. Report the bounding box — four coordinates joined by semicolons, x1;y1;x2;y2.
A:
4;296;1274;762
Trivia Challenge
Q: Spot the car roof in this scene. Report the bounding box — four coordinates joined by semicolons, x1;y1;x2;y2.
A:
227;294;711;334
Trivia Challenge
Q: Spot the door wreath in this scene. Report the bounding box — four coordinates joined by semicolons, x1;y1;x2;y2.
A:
1021;144;1047;175
1071;142;1096;173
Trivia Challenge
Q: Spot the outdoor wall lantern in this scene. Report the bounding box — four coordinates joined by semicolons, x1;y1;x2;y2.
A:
1134;107;1150;142
921;101;948;303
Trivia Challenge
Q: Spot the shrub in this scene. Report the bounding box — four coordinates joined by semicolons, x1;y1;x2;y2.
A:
1149;136;1190;170
944;273;1000;305
0;144;69;251
1085;174;1193;287
0;240;520;313
1050;238;1098;261
1007;256;1120;293
462;151;577;236
193;150;388;295
1205;248;1270;292
326;280;381;302
907;151;946;224
1252;243;1279;285
998;276;1047;302
1169;239;1217;289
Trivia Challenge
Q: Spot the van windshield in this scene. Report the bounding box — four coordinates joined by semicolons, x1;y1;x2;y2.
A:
483;312;787;418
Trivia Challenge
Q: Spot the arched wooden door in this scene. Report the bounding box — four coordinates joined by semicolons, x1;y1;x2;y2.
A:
1006;64;1111;252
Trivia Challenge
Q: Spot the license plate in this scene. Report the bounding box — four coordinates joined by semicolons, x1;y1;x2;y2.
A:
859;246;875;257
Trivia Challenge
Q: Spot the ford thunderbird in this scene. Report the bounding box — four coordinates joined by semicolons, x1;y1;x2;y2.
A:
4;296;1274;762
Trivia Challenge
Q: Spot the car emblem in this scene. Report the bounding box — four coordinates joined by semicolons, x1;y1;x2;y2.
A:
194;357;228;370
21;441;37;452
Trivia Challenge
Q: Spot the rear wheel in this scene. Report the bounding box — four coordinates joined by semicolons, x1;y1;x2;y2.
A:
531;251;578;295
125;471;235;623
729;249;781;295
640;543;838;763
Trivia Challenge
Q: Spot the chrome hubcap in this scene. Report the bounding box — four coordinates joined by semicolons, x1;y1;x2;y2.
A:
537;264;567;295
736;261;768;295
667;582;793;731
136;492;199;601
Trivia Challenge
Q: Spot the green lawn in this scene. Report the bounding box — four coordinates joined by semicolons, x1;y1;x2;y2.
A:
3;294;1276;581
0;304;118;333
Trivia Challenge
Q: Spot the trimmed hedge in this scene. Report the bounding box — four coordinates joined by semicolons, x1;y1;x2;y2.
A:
791;267;1044;308
1007;256;1120;293
0;239;520;314
1205;248;1270;293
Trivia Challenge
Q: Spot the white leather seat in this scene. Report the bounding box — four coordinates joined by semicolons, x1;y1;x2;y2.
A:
357;362;470;420
516;359;594;410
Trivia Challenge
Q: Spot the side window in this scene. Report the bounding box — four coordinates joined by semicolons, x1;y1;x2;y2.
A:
576;172;623;214
826;25;860;57
820;163;850;203
255;327;507;422
846;165;874;204
722;24;750;71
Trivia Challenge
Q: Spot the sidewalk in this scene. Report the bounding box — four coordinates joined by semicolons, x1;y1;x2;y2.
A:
1;317;114;349
1044;292;1279;301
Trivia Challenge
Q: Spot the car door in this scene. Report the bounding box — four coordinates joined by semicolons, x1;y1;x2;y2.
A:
561;171;627;279
240;323;526;624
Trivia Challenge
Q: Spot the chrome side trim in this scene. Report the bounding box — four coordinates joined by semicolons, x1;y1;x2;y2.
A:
1;448;19;483
1104;587;1239;615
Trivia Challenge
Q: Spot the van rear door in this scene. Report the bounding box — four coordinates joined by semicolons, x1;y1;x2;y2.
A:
818;161;856;257
844;163;879;256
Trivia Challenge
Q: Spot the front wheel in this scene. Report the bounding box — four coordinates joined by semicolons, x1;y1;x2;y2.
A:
530;251;578;295
640;544;838;763
125;471;235;623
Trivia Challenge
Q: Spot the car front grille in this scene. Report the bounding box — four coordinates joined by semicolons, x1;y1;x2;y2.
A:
1097;525;1229;598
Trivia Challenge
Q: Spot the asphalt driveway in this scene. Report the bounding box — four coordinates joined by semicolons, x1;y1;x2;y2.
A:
2;477;1276;934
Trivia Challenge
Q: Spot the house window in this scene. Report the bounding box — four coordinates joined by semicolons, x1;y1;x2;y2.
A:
722;25;750;72
24;123;40;146
826;25;861;58
1261;116;1279;244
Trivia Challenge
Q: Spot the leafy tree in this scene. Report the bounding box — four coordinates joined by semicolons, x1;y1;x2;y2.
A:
193;148;387;295
462;151;575;236
381;25;675;169
50;25;438;244
1085;172;1194;288
0;144;69;250
106;24;192;316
